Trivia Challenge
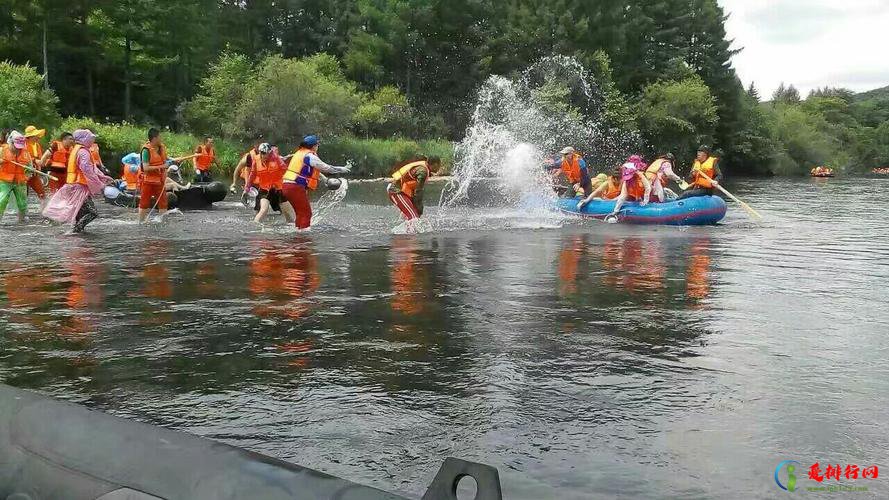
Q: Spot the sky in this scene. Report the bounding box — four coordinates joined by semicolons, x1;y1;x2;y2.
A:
718;0;889;99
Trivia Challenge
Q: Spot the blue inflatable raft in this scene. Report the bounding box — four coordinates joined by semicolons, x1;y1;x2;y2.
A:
556;195;727;225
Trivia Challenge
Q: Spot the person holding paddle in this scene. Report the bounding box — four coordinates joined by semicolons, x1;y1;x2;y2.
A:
24;125;49;211
138;128;174;223
680;146;723;199
0;131;34;224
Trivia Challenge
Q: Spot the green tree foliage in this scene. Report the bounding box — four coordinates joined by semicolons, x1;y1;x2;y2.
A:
231;54;361;144
0;61;61;130
3;0;889;176
772;83;801;105
637;76;718;162
354;86;414;138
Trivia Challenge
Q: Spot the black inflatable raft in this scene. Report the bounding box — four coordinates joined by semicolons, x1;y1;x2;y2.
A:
104;182;227;210
0;384;502;500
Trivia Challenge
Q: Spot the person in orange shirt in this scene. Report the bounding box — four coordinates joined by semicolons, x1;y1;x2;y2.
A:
39;131;75;192
244;143;295;223
193;136;219;183
23;125;48;211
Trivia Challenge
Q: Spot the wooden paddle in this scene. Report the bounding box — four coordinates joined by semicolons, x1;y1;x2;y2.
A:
695;171;762;220
10;160;59;181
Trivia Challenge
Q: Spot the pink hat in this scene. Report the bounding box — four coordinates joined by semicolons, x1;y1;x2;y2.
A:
8;131;26;149
620;162;637;181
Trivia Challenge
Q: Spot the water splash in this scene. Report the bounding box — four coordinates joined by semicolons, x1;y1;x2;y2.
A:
311;178;350;226
443;56;640;210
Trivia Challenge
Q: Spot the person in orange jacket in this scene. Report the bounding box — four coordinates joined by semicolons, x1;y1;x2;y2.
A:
193;136;219;183
679;146;723;199
39;131;75;192
244;144;295;223
23;125;48;211
0;131;34;223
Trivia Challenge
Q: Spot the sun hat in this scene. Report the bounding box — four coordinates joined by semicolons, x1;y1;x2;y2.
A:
24;125;46;138
560;146;575;155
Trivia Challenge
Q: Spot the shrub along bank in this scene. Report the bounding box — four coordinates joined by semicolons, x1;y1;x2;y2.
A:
55;118;452;180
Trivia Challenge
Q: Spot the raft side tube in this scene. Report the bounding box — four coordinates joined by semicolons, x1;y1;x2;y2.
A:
556;195;727;226
0;385;502;500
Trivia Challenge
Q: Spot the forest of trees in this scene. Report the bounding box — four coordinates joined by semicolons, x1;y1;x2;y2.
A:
2;0;889;175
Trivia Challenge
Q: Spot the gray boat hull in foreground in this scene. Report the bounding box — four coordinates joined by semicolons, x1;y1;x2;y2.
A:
0;385;501;500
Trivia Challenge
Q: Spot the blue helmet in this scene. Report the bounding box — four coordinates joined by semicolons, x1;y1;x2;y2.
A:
302;135;319;147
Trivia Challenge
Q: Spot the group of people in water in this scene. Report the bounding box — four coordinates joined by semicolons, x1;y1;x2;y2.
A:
1;124;443;232
0;125;349;231
2;121;721;232
548;145;724;219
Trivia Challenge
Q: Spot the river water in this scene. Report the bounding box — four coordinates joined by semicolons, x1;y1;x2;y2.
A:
1;177;888;499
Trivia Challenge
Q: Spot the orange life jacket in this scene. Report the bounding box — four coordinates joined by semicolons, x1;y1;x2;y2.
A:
121;160;142;190
603;177;621;199
0;145;31;184
240;151;254;180
283;148;320;190
625;173;646;200
560;154;584;184
141;142;168;185
66;145;89;186
89;143;103;166
251;150;285;190
49;141;70;170
26;140;44;166
691;157;717;189
391;160;430;198
195;144;215;171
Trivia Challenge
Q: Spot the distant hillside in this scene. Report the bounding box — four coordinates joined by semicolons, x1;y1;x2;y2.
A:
855;85;889;101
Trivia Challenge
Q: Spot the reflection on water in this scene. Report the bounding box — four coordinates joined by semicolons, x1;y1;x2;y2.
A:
2;178;889;499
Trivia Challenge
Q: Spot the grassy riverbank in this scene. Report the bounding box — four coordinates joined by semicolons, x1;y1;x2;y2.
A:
57;118;454;180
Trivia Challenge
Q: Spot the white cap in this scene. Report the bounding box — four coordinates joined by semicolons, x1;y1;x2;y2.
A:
560;146;575;155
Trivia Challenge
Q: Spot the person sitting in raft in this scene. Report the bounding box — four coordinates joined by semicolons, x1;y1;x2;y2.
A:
281;135;350;231
577;159;651;215
546;146;593;197
24;125;48;211
387;156;442;220
644;153;685;202
43;129;114;233
40;131;75;192
244;143;295;224
120;152;142;192
193;136;219;183
579;166;623;203
138;128;176;223
0;131;35;224
679;146;723;199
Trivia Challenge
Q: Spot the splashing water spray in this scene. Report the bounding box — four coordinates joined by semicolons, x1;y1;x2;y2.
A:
440;56;640;222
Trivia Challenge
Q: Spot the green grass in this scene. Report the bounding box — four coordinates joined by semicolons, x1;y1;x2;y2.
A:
53;118;454;181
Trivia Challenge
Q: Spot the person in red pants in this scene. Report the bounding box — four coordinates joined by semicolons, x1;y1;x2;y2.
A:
386;156;441;220
281;135;350;230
